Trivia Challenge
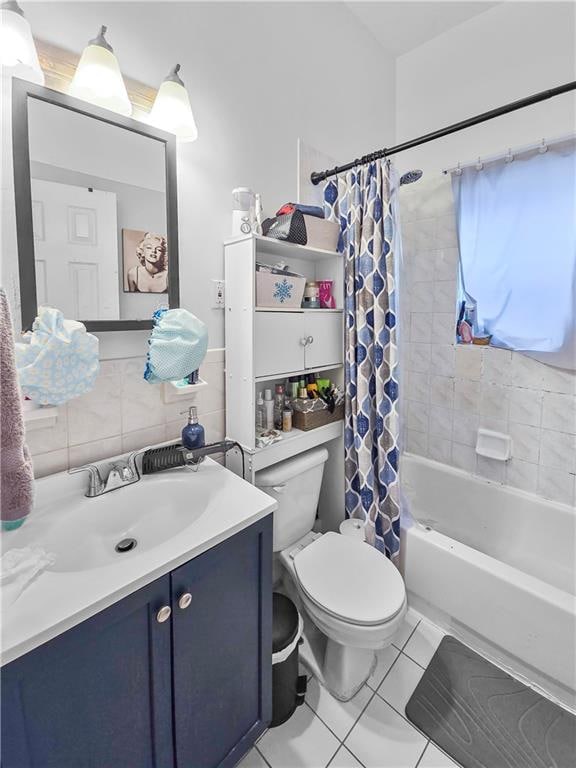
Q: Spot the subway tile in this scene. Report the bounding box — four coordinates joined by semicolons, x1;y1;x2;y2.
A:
539;429;576;473
478;416;508;435
508;422;540;463
410;313;433;343
453;379;480;413
509;353;545;391
541;365;576;395
455;345;482;380
412;251;435;282
414;218;436;251
407;372;430;404
32;449;68;479
68;396;123;446
508;389;543;427
69;437;122;468
410;282;434;313
478;383;509;421
431;344;455;377
405;430;428;456
450;442;477;473
430;376;454;408
429;406;453;440
122;425;166;453
25;404;69;455
433;248;459;282
435;213;458;249
506;459;538;495
432;280;457;313
428;436;452;464
482;347;512;385
432;313;456;345
452;412;479;446
537;466;576;506
542;392;576;435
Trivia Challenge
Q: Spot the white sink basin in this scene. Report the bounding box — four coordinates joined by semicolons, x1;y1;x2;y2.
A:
6;471;209;573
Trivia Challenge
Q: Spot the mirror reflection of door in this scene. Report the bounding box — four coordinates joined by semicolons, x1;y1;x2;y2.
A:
31;179;119;321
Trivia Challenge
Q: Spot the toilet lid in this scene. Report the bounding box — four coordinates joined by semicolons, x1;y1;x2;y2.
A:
293;532;406;626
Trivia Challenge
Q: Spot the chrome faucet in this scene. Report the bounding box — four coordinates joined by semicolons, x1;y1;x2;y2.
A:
69;447;149;498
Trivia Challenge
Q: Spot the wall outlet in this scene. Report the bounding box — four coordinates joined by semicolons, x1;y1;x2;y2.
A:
211;279;225;308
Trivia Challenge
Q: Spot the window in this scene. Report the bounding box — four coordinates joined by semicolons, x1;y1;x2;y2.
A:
451;138;576;370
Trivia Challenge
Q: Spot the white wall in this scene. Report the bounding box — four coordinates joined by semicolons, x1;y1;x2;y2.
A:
395;1;575;177
12;0;396;353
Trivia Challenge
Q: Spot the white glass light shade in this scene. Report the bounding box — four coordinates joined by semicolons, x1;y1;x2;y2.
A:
0;1;44;84
148;66;198;143
69;28;131;116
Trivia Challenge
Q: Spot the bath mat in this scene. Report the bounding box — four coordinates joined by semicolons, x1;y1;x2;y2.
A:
406;636;576;768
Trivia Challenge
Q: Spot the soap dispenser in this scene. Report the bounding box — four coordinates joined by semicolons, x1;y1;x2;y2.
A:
181;406;205;450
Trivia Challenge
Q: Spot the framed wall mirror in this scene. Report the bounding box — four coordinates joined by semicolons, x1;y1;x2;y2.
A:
12;78;180;332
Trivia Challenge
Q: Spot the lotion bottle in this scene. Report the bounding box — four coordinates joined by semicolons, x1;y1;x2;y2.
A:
181;406;205;450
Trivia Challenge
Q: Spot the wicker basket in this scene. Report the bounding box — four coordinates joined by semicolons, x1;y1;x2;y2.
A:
293;403;344;432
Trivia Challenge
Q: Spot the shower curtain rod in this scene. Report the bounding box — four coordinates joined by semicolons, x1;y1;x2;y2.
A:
310;81;576;185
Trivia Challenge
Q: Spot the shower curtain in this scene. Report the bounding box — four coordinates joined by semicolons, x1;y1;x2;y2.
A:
324;160;401;563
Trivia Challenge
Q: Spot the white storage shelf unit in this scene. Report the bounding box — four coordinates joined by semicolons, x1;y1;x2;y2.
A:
224;234;345;468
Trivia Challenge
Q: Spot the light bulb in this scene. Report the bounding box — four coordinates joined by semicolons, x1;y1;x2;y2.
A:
148;64;198;143
69;26;131;116
0;1;44;84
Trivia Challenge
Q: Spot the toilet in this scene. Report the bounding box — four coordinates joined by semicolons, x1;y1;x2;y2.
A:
256;447;407;701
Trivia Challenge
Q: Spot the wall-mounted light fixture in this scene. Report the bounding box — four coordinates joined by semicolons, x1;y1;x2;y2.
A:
148;64;198;143
0;1;44;84
68;26;131;116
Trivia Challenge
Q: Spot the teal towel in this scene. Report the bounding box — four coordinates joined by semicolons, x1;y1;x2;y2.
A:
144;308;208;384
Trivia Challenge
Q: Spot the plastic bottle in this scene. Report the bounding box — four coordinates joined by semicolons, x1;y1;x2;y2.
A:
274;384;285;430
255;392;265;430
264;389;274;429
181;406;205;450
282;403;293;432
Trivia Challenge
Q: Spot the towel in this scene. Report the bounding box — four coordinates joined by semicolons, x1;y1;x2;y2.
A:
144;307;208;383
0;289;34;529
15;306;99;406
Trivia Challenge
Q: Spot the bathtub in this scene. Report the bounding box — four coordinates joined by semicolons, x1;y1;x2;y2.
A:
400;453;576;710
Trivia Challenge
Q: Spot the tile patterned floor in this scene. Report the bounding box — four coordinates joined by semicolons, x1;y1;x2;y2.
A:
238;610;461;768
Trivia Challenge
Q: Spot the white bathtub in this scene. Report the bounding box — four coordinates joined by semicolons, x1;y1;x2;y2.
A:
400;453;576;710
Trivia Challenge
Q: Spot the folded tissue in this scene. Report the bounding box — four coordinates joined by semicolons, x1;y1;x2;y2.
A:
144;308;208;384
1;546;56;607
15;307;99;406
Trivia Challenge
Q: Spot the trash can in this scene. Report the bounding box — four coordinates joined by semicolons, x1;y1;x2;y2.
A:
271;592;307;727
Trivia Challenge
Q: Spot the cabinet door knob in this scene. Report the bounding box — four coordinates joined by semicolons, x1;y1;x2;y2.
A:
307;335;314;344
300;337;308;346
156;605;172;623
178;593;193;610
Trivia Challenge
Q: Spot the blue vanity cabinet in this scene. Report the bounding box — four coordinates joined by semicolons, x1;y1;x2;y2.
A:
170;516;273;768
1;575;175;768
1;515;272;768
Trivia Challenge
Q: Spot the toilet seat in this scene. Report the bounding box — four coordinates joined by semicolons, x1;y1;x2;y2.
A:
293;532;406;627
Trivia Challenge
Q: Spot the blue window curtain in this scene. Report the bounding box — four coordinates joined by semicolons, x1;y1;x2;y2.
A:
451;138;576;370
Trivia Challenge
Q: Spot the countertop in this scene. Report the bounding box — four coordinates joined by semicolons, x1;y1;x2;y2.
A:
1;459;276;666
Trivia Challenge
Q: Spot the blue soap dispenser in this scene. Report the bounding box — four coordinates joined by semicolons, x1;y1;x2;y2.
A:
181;406;205;450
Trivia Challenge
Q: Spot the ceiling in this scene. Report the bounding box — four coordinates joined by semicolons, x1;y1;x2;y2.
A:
344;1;500;56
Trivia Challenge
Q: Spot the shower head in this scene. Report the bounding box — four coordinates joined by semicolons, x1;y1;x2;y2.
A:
400;169;423;185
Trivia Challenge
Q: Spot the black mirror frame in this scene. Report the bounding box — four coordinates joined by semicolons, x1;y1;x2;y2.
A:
12;77;180;332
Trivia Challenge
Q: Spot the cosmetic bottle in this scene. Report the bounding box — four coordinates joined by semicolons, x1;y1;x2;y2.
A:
264;389;274;429
181;406;205;450
256;392;265;430
282;402;293;432
274;384;285;430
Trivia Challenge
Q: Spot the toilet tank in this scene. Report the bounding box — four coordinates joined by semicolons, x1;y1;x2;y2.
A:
255;447;329;552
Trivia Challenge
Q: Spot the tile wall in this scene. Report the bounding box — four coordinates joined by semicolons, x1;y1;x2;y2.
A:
400;176;576;506
26;348;225;478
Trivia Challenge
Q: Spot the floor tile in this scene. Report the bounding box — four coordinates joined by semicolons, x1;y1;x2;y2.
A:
366;644;400;690
328;745;364;767
306;679;373;740
403;619;445;668
392;608;421;650
236;747;269;767
258;701;340;768
377;652;425;716
344;695;427;768
418;741;460;767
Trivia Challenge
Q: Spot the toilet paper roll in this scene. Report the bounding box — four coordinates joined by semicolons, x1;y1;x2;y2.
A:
339;518;365;541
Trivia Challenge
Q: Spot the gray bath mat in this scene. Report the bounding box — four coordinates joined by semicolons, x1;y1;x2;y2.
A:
406;636;576;768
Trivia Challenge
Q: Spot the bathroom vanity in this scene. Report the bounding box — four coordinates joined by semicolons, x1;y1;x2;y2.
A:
1;460;275;768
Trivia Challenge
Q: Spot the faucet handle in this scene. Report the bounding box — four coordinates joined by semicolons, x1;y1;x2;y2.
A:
69;464;104;497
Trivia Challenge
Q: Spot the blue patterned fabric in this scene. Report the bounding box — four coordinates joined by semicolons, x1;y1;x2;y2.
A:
324;160;401;563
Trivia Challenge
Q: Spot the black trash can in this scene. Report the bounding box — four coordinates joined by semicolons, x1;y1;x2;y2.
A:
271;593;307;727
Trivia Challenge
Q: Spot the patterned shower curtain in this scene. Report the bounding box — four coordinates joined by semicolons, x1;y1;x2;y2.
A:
324;160;401;563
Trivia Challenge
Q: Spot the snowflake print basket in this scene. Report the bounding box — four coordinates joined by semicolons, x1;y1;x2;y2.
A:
255;266;306;309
